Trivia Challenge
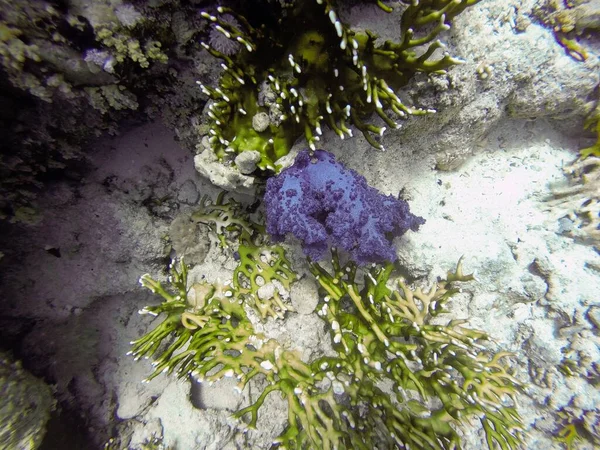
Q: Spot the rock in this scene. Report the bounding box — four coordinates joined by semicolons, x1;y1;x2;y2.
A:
257;283;276;301
290;277;320;315
252;112;270;132
177;179;200;205
234;150;262;175
194;149;256;195
190;376;244;411
169;212;209;265
588;306;600;329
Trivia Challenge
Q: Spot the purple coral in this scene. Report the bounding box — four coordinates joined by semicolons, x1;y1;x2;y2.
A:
264;149;425;265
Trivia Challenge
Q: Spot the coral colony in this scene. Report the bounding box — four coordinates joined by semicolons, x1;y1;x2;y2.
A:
196;0;481;171
265;149;425;265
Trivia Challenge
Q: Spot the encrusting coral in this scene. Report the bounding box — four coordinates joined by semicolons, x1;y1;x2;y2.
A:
196;0;481;171
131;193;525;449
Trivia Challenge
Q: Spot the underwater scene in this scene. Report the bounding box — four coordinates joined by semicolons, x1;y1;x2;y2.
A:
0;0;598;449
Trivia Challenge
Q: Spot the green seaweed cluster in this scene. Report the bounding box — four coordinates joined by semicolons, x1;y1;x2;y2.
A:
308;251;523;449
131;194;524;449
197;0;480;171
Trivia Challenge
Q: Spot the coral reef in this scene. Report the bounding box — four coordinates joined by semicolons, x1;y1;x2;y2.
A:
264;149;425;264
131;193;524;449
195;0;481;172
0;0;171;104
4;2;599;447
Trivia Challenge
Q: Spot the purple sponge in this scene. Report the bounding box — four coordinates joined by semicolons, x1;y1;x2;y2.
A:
264;149;425;265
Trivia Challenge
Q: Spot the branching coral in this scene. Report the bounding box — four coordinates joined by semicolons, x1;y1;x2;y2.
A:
234;230;297;319
309;250;524;449
131;193;524;449
191;191;258;248
196;0;481;171
191;191;297;319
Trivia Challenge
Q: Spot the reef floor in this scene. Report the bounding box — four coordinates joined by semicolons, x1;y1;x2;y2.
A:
0;118;598;449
